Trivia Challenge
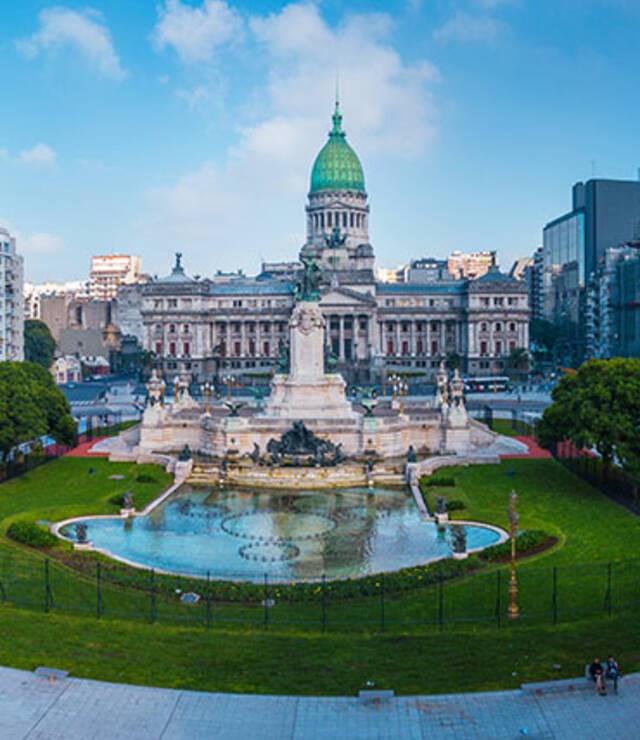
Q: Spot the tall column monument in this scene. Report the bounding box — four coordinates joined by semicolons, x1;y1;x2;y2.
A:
262;257;357;420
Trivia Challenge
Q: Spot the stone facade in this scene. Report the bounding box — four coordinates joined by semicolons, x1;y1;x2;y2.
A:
140;106;529;383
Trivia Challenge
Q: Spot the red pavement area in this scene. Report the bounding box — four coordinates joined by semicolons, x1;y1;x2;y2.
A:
501;435;552;459
63;437;110;458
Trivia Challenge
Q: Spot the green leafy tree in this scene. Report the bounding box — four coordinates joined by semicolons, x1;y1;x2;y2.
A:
537;358;640;475
24;320;56;369
507;347;530;380
0;362;75;460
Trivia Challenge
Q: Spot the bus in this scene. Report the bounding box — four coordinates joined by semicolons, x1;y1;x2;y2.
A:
463;376;511;393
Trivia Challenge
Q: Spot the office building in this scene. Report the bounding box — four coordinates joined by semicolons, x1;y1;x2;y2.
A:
0;227;24;361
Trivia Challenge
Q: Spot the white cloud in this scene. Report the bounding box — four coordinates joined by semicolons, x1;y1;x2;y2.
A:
21;232;65;256
16;7;125;80
0;148;8;161
152;0;243;63
19;143;57;167
139;3;440;275
435;11;507;44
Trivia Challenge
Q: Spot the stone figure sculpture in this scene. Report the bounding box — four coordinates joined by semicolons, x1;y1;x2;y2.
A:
178;444;192;462
406;445;417;463
277;339;290;374
436;496;447;515
294;256;322;302
324;226;347;249
266;421;344;467
122;491;134;509
451;368;465;407
75;523;88;543
451;524;467;554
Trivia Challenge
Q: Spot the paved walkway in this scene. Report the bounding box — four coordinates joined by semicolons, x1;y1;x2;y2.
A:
63;438;110;458
0;666;638;739
500;435;553;460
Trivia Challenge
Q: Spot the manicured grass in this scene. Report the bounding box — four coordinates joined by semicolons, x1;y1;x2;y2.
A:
0;457;172;533
488;418;521;437
0;604;638;695
425;459;640;566
0;455;639;694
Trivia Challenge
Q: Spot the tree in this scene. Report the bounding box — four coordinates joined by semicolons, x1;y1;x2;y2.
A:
24;320;56;369
537;358;640;475
0;362;75;460
507;347;529;380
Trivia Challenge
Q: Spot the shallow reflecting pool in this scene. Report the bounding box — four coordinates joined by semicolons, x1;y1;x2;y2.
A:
59;486;502;581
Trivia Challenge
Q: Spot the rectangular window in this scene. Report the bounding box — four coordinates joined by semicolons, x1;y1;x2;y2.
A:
480;341;487;355
183;342;190;356
263;341;270;356
169;342;176;357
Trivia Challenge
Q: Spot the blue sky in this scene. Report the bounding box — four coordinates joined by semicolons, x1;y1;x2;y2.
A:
1;0;639;282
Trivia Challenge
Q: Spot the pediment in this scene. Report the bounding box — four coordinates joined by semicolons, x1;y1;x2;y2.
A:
320;287;376;307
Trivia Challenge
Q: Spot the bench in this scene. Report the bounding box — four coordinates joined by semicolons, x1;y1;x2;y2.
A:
34;667;69;685
521;666;620;696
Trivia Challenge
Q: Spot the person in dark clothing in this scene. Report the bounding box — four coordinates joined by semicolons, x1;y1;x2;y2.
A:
589;658;606;695
605;656;621;693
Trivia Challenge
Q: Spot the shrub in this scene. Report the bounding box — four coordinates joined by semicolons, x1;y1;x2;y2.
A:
419;476;456;496
136;473;157;484
7;521;57;549
446;499;466;512
479;529;552;562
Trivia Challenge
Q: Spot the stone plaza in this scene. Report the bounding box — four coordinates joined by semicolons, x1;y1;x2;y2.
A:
1;665;637;739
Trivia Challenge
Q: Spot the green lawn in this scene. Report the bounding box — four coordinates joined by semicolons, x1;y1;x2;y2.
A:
0;455;639;694
0;604;638;695
0;457;172;532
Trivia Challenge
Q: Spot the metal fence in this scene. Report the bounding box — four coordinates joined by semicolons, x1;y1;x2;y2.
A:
0;549;638;633
553;441;640;516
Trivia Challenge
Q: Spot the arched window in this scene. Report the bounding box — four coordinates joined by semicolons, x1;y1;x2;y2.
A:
495;322;502;332
509;322;516;332
169;324;176;334
480;322;488;332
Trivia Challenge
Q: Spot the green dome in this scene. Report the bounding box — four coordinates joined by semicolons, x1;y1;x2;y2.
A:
310;102;365;194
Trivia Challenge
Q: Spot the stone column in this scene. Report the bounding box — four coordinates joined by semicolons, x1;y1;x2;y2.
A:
339;315;345;361
395;320;400;359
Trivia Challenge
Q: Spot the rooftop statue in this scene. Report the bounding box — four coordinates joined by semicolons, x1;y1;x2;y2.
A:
324;226;347;249
294;256;322;302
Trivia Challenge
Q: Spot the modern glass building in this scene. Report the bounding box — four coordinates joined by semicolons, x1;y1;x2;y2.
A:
543;178;640;363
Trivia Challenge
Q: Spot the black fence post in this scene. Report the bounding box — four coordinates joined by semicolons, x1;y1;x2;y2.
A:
379;573;385;633
438;566;444;632
495;570;501;628
552;566;558;625
321;574;327;633
96;562;103;619
43;558;52;613
263;573;269;627
149;569;157;624
605;563;613;617
206;570;212;629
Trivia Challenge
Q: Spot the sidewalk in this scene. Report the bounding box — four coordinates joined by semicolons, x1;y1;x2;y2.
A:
0;665;637;739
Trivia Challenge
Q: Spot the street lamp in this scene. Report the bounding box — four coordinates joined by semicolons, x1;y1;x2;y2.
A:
201;381;213;415
508;490;519;620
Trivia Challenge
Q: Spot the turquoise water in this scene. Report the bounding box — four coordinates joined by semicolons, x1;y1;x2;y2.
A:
60;486;501;581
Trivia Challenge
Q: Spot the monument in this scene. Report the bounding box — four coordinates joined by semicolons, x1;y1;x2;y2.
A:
263;257;358;421
129;256;507;473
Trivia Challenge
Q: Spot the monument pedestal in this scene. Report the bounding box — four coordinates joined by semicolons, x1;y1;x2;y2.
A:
264;373;358;420
262;301;358;421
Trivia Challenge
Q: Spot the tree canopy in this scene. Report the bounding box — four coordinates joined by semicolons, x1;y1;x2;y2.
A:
24;320;56;369
537;358;640;477
0;362;76;459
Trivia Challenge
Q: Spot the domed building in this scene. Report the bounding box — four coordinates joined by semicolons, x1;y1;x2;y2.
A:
140;101;530;384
